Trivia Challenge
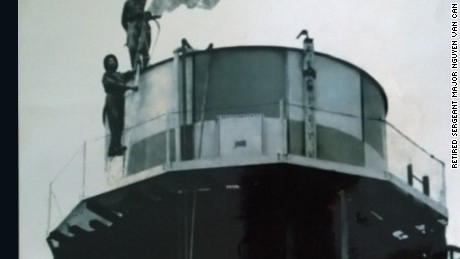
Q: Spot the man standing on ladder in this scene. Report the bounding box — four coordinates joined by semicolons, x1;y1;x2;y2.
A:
122;0;160;70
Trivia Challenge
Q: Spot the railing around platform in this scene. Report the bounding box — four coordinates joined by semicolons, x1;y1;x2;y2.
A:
46;103;446;233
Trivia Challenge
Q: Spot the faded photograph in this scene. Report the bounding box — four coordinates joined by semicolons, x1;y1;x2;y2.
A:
19;0;460;258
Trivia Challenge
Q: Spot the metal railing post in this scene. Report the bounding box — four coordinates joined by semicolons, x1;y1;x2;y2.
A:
280;99;287;156
422;176;430;196
46;183;53;235
166;113;171;168
407;164;413;186
441;162;447;205
81;141;87;199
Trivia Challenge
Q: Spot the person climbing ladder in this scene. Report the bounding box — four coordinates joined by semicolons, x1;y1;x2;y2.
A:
121;0;161;70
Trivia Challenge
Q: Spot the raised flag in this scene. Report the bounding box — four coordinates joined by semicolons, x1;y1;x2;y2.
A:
148;0;220;16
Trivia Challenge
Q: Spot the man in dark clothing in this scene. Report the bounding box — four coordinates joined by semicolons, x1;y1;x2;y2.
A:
102;54;138;157
122;0;160;69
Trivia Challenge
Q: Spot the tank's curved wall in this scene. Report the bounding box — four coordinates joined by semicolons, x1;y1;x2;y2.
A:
362;74;387;170
286;51;365;165
124;61;178;173
123;47;388;175
193;49;285;120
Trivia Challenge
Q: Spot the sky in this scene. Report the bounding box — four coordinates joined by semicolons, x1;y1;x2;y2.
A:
19;0;460;258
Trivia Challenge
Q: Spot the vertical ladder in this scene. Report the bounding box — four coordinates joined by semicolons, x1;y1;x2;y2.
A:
299;30;317;157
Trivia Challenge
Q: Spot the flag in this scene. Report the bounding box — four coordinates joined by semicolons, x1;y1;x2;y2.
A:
148;0;220;15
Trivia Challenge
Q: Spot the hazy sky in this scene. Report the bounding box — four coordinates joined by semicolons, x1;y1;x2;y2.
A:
19;0;459;258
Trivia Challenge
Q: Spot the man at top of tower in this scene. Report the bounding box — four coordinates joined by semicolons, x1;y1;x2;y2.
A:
122;0;161;70
102;54;139;157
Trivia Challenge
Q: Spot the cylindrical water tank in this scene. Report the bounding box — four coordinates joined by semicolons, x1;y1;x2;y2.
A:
122;46;388;175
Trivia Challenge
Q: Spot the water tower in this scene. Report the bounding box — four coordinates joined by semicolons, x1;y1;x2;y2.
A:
46;38;448;259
